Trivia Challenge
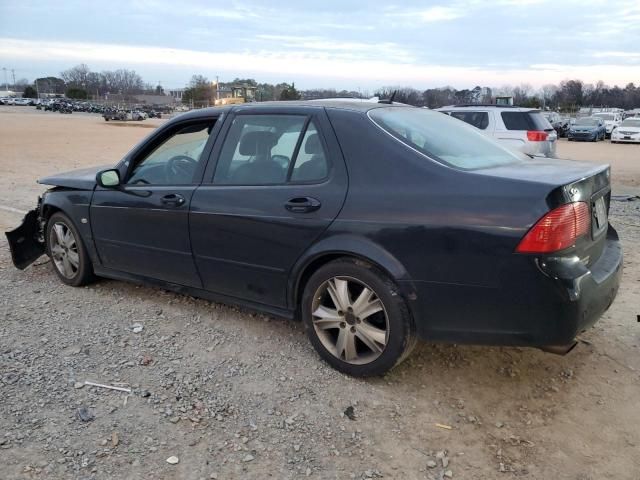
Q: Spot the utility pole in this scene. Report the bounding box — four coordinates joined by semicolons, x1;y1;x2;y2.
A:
2;67;7;92
11;69;16;88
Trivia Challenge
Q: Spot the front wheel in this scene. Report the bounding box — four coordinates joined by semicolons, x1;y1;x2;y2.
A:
46;212;94;286
301;258;416;376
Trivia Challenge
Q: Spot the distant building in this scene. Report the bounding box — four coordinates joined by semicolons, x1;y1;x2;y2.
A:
495;96;513;106
168;88;184;102
133;94;175;105
0;90;19;97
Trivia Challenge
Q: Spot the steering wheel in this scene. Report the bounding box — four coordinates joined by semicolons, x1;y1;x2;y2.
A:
165;155;197;183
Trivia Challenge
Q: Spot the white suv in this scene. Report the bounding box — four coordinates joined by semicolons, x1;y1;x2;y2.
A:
593;112;622;138
436;105;557;157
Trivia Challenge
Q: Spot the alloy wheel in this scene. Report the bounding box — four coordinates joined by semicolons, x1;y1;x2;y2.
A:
49;222;80;279
311;276;389;365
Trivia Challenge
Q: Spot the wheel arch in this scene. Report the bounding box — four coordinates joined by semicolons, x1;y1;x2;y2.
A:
288;234;417;313
40;188;100;264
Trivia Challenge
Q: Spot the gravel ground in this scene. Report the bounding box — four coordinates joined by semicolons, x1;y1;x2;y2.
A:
1;107;640;479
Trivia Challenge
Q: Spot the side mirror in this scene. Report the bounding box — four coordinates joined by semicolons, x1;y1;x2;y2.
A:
96;169;121;188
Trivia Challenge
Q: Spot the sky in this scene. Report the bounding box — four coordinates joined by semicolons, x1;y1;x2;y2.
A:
0;0;639;91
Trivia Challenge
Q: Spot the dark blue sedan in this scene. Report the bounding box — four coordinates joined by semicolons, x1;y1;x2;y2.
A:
6;101;623;376
568;116;607;141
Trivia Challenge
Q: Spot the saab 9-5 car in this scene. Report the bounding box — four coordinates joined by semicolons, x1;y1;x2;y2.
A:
6;101;622;376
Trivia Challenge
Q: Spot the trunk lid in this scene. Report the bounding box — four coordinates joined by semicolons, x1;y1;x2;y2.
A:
479;158;611;264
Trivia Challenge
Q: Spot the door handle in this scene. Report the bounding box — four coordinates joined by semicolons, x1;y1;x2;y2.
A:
285;197;321;213
160;193;185;207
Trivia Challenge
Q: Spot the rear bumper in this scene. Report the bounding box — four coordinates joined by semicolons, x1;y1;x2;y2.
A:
524;140;556;158
405;226;623;347
539;225;623;343
611;137;640;143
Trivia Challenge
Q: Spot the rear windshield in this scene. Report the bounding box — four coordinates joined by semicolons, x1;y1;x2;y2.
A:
575;118;599;126
594;113;615;121
621;118;640;127
369;107;527;170
501;111;551;131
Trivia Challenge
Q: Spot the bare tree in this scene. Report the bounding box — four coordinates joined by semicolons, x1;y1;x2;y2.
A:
60;64;90;88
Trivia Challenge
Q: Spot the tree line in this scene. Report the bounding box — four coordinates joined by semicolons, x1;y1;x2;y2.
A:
12;63;640;111
375;80;640;111
19;64;157;100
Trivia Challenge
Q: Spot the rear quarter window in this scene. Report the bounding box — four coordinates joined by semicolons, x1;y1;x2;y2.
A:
450;111;489;130
501;111;550;131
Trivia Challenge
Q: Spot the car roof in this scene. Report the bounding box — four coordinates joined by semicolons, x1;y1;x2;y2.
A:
173;100;408;121
437;105;539;112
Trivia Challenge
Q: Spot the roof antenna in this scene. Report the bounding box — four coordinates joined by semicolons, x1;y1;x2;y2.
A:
378;90;397;104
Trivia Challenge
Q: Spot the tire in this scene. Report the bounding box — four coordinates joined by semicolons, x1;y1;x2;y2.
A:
301;258;416;377
46;212;94;287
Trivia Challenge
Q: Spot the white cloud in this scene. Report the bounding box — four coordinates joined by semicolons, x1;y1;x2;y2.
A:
386;5;465;23
592;51;640;59
1;38;639;89
416;6;464;22
253;34;415;62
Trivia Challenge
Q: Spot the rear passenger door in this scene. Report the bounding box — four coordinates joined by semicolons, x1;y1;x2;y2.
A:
190;107;348;309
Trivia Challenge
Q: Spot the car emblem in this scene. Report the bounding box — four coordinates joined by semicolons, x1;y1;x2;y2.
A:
569;187;580;199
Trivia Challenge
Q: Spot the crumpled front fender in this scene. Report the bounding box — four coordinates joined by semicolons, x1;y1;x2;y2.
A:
5;208;45;270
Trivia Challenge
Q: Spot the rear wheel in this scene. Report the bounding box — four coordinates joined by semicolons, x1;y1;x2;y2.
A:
46;212;94;287
301;258;416;376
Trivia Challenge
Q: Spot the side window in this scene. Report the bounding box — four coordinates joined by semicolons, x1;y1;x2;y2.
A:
213;115;328;185
451;111;489;130
127;122;214;185
290;122;328;182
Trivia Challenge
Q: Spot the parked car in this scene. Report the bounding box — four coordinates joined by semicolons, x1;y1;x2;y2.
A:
567;117;606;142
12;98;31;106
437;105;557;157
103;109;146;121
611;117;640;143
593;112;622;138
132;110;148;121
6;101;622;376
543;111;570;138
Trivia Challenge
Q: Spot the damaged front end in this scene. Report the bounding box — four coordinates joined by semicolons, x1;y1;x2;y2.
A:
5;197;46;270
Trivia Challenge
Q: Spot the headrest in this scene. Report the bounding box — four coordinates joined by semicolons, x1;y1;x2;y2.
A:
239;131;278;155
304;133;323;154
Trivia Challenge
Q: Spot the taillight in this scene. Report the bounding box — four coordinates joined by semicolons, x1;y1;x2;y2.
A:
516;202;590;253
527;130;549;141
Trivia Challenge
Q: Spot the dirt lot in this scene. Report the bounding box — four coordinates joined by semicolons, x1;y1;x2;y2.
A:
1;106;639;480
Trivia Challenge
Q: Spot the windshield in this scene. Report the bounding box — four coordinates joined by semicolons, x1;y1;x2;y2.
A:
621;118;640;127
594;114;615;121
575;118;599;126
369;107;527;170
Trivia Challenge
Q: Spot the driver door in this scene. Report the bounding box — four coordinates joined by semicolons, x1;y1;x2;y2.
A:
90;118;218;287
